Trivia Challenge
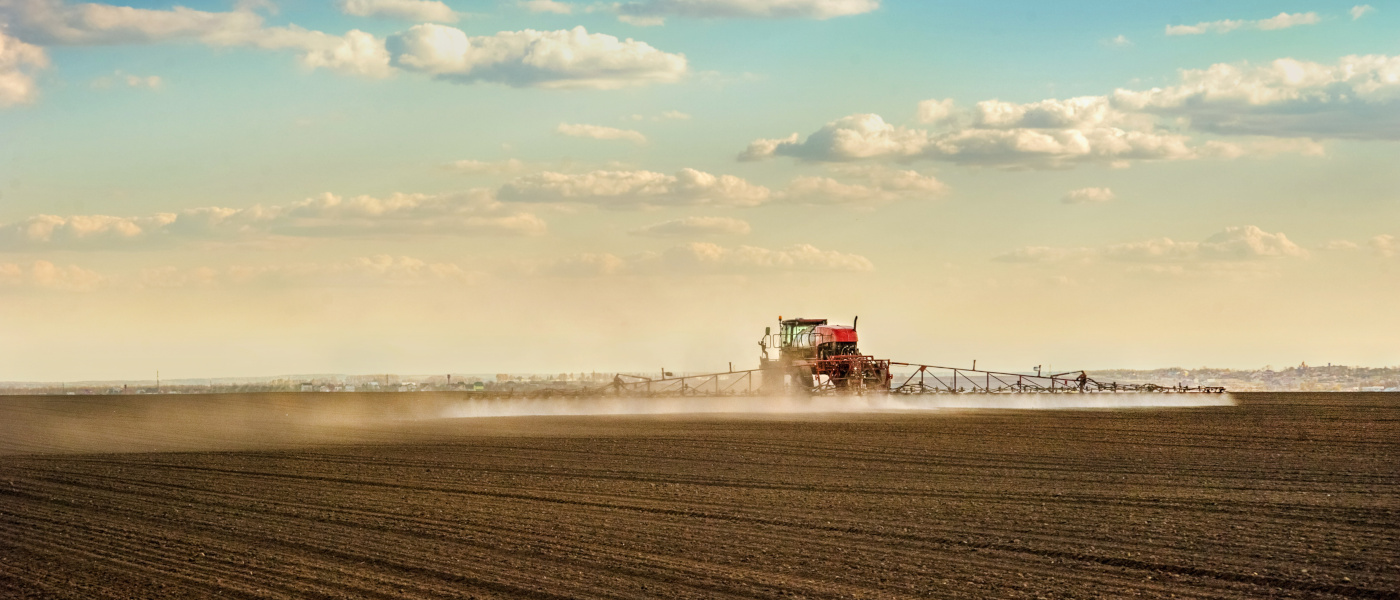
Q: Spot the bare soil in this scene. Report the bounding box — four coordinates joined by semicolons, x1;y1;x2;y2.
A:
0;393;1395;599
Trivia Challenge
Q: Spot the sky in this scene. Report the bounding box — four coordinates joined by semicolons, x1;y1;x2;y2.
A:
0;0;1397;381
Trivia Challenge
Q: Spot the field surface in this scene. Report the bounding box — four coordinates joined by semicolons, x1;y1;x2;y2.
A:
0;393;1396;599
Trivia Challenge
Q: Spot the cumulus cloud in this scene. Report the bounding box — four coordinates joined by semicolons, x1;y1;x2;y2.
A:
557;122;647;144
0;0;689;90
386;25;687;89
519;0;572;13
915;98;955;124
782;165;946;205
743;108;1195;168
1061;187;1115;204
539;242;874;276
630;216;751;236
0;191;545;250
0;0;265;45
1372;234;1398;257
1350;5;1374;20
1113;54;1400;139
140;255;478;288
338;0;457;22
0;0;394;77
1319;240;1359;251
498;169;772;208
497;166;945;208
994;226;1308;265
0;260;104;291
615;0;879;20
1166;12;1319;35
743;54;1400;168
0;30;48;106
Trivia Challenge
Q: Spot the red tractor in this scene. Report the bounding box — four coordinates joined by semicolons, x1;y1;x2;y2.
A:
760;317;890;394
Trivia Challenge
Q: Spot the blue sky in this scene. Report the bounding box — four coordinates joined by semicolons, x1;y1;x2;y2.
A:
0;0;1397;380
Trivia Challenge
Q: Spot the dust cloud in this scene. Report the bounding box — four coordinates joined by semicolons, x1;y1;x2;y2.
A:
437;392;1236;418
0;392;1235;455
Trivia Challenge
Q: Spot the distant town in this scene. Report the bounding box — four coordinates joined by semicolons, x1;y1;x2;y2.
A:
2;363;1397;395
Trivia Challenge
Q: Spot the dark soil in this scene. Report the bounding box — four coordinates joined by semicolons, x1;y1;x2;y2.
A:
0;393;1395;599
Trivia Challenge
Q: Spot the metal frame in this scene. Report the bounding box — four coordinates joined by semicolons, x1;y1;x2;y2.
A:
589;369;762;397
887;363;1225;394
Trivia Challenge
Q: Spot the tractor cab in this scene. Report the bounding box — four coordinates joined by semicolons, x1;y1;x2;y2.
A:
776;317;861;360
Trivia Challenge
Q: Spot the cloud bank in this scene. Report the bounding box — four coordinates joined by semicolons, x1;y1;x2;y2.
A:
496;166;945;208
0;191;544;250
742;54;1400;169
994;226;1308;265
0;260;103;291
0;0;690;98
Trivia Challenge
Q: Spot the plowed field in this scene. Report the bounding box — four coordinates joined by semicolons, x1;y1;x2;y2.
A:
0;393;1396;599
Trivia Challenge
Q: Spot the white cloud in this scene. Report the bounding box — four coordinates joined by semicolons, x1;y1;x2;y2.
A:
498;169;772;208
519;0;572;14
743;109;1195;168
630;216;751;236
1061;187;1116;204
497;165;945;209
0;0;395;78
994;226;1308;264
1113;54;1400;139
915;98;955;124
744;53;1400;168
1166;12;1319;35
386;25;687;89
615;0;879;20
1104;34;1131;47
0;0;266;45
239;27;393;78
557;122;647;144
1319;240;1359;251
0;260;103;291
338;0;457;22
781;165;946;205
0;30;48;106
1256;12;1321;30
1372;234;1398;257
0;191;545;249
1350;5;1375;20
539;242;874;277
